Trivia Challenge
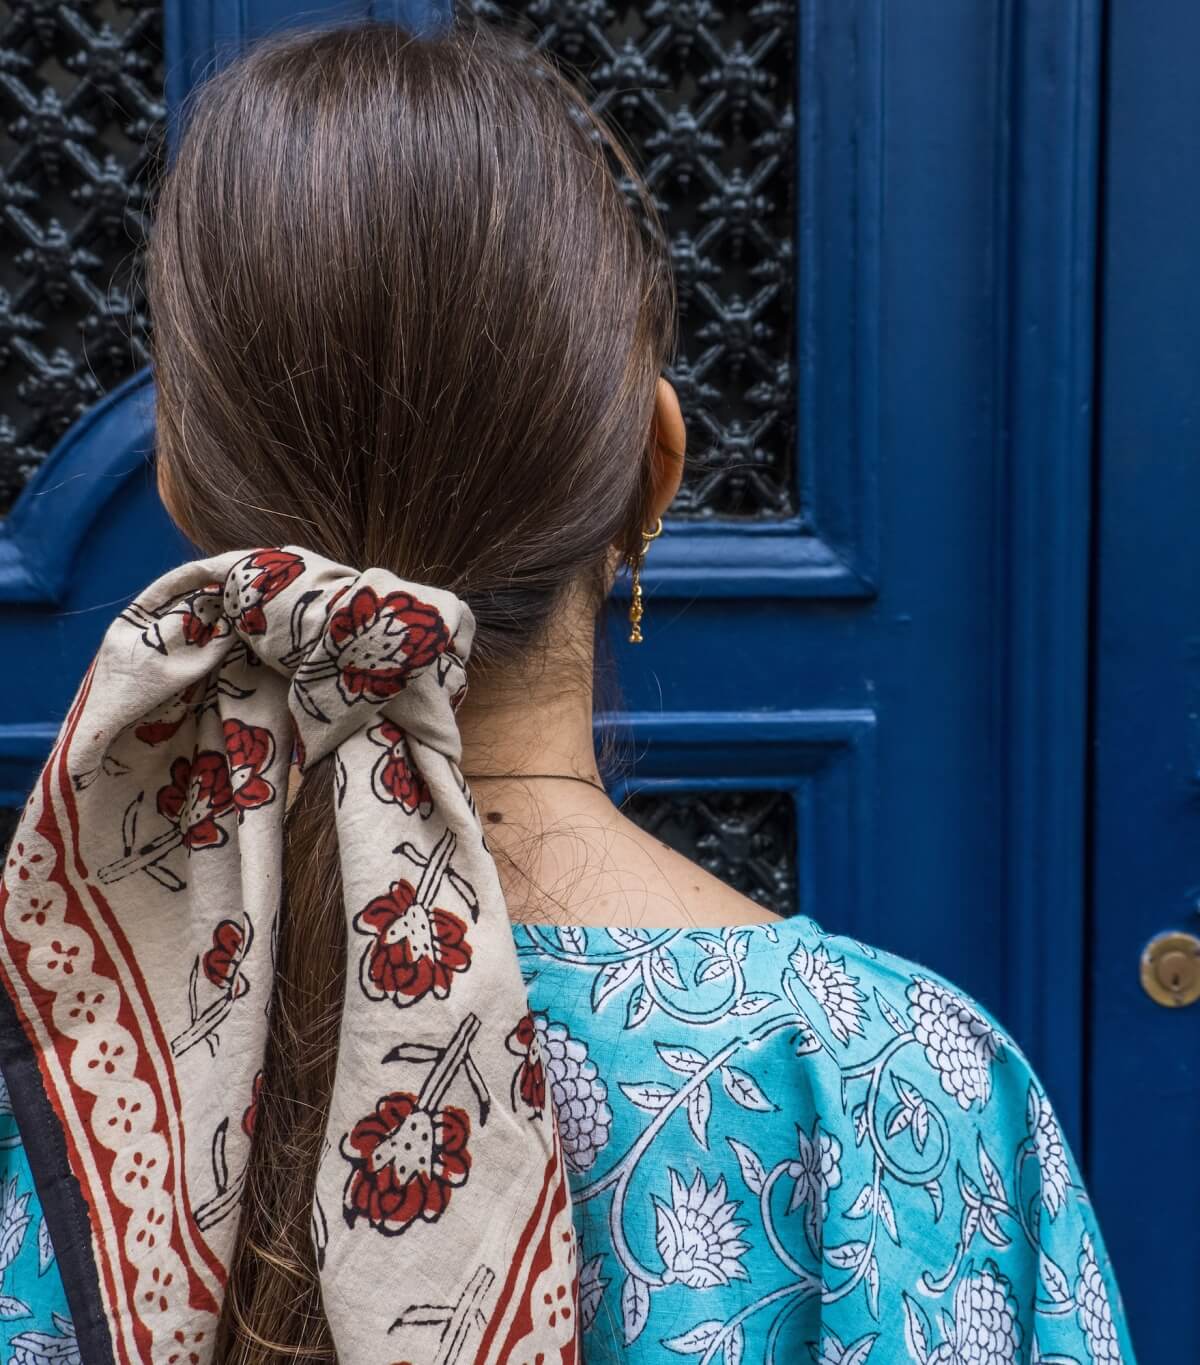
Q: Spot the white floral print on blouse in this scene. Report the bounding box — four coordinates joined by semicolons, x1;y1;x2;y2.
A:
513;916;1137;1365
1;916;1136;1364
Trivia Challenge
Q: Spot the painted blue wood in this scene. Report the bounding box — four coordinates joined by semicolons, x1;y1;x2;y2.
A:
995;0;1102;1160
165;0;453;141
0;371;191;806
1090;0;1200;1356
605;711;877;938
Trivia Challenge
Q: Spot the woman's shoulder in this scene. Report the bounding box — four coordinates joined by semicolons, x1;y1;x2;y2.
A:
516;910;1011;1057
516;915;1137;1363
515;911;1067;1178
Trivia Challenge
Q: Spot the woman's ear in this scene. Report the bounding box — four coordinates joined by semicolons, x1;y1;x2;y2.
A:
647;377;686;522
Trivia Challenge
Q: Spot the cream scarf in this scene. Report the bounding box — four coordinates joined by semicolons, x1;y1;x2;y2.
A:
0;548;578;1364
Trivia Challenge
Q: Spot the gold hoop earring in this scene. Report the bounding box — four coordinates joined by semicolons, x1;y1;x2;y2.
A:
628;517;664;644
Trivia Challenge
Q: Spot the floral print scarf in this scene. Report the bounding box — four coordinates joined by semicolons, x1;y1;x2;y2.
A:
0;549;578;1365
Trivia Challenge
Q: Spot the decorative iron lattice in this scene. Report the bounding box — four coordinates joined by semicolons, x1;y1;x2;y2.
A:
624;787;797;915
0;0;164;515
463;0;797;519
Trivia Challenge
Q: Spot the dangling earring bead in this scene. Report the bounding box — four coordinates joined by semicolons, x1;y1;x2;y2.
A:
628;516;664;644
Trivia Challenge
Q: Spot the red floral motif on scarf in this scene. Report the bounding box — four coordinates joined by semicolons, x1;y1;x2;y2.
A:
506;1014;547;1116
201;919;249;991
223;718;276;813
367;720;433;816
223;549;305;637
326;586;449;705
353;880;471;1006
134;680;207;746
342;1092;471;1235
243;1070;264;1138
179;583;229;648
157;751;235;850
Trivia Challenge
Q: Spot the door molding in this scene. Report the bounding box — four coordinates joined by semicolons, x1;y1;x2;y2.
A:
0;370;156;606
607;709;877;934
644;0;884;601
994;0;1103;1145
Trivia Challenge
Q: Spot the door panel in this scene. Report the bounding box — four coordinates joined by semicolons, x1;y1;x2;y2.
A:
1090;0;1200;1356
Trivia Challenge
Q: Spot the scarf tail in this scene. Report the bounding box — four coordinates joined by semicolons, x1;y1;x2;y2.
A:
0;548;580;1365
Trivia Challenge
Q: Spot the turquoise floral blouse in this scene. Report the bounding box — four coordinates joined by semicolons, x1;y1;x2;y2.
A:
1;916;1135;1364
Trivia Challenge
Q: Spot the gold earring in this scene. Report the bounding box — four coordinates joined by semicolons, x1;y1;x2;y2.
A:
628;517;664;644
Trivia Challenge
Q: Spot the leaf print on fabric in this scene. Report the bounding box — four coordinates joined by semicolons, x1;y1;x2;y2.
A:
886;1075;933;1153
654;1169;751;1289
0;1175;32;1278
810;1330;878;1364
845;1182;900;1246
906;977;1004;1111
727;1138;768;1196
9;1311;80;1365
663;1318;726;1356
538;1017;612;1174
789;942;869;1044
1027;1084;1071;1220
1075;1234;1122;1363
719;1066;775;1113
577;1254;609;1333
622;1273;651;1345
366;720;433;816
903;1292;934;1363
787;1120;843;1255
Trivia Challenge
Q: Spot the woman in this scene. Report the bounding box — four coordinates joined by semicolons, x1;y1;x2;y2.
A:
0;20;1133;1365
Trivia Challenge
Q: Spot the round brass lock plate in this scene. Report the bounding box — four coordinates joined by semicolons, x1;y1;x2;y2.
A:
1140;931;1200;1008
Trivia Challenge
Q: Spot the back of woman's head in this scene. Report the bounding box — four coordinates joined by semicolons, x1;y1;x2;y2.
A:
146;22;675;1360
150;18;675;668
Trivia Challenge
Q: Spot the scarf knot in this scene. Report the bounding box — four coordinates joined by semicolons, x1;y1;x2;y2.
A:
125;547;474;769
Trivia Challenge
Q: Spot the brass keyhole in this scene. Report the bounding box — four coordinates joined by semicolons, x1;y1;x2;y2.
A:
1140;931;1200;1007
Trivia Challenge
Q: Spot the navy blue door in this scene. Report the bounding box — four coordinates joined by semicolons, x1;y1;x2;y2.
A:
0;1;1178;1354
1088;1;1200;1358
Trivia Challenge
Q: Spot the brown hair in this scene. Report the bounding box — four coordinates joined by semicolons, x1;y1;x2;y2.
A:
147;18;674;1362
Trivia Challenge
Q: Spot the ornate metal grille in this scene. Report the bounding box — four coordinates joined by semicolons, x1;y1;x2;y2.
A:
0;0;164;515
464;0;797;519
623;788;797;916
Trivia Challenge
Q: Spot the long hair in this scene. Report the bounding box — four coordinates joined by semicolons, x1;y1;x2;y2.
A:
147;20;674;1360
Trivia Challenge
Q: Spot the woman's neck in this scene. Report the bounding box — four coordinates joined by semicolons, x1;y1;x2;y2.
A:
454;656;603;791
453;646;781;933
286;629;779;931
